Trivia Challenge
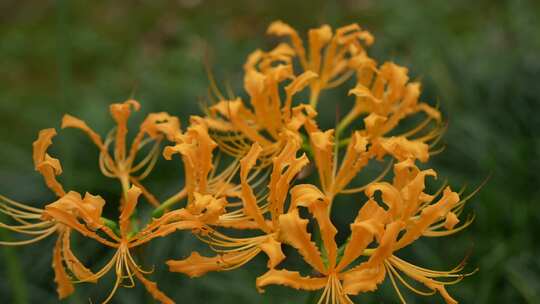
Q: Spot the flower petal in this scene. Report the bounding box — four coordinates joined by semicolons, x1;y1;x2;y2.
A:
52;235;75;299
278;209;325;273
342;265;386;295
268;133;308;224
337;199;388;271
395;188;459;250
290;184;337;270
259;237;286;269
32;128;65;197
334;132;370;194
256;269;327;293
240;143;272;232
120;186;142;237
61;114;105;149
110;99;140;161
308;129;334;193
132;269;174;304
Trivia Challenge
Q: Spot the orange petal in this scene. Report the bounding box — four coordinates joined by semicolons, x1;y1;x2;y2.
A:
365;182;404;219
61;114;105;149
268;134;309;224
259;237;286;269
308;129;334;193
256;269;327;293
444;211;460;230
189;192;226;225
61;228;95;282
374;137;430;162
167;251;245;278
395;188;459;250
342;265;386;295
278;209;325;273
267;21;307;67
283;71;318;119
308;25;332;73
109;99;140;161
239;143;271;232
334;132;370;193
52;235;75;299
337;200;388;271
32;128;65;197
289;184;337;270
119;186;142;237
140;112;182;141
360;221;403;269
132;269;174;304
164;119;217;197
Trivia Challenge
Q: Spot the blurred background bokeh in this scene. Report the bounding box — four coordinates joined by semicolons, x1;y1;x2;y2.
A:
1;0;539;303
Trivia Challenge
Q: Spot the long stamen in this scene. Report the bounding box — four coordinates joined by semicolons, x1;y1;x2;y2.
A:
385;262;408;304
0;227;56;246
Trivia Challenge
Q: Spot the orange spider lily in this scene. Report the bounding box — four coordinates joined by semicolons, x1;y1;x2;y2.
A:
167;132;308;276
256;184;368;304
0;128;103;298
339;61;445;161
0;20;481;304
62;99;182;207
157;116;243;217
204;45;318;165
267;20;374;107
45;185;226;304
339;160;475;304
257;159;474;303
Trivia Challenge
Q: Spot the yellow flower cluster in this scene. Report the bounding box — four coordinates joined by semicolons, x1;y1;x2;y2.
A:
0;21;478;303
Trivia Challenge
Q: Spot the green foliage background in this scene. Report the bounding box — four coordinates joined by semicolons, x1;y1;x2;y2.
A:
0;0;539;303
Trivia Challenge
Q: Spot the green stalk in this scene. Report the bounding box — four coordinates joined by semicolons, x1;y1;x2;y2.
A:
152;188;187;218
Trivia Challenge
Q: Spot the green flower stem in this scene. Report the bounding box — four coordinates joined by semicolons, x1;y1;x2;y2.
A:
152;188;187;218
101;217;120;235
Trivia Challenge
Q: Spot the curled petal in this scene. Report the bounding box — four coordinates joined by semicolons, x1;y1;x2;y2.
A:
110;99;140;161
52;235;75;299
120;186;142;237
259;237;286;269
140;112;181;141
268;134;309;223
283;71;318;119
32;128;65;197
366;182;404;219
309;130;334;193
373;137;430;162
267;20;307;67
61;228;95;282
167;251;255;278
359;221;403;270
337;200;388;271
334;132;370;194
444;212;459;230
256;269;327;293
61;114;105;149
308;25;332;73
189;192;226;225
132;269;174;304
342;265;386;295
289;184;337;269
396;187;460;250
278;210;325;273
44;191;105;230
240;143;271;232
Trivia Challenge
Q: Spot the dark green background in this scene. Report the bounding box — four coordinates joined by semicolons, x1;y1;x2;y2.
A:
0;0;539;303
